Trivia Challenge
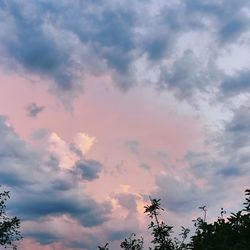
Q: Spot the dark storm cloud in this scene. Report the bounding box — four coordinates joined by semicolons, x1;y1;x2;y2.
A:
11;193;111;227
1;0;250;103
0;0;136;95
0;1;82;94
0;171;29;187
51;179;73;191
26;102;45;117
74;159;102;181
24;231;60;245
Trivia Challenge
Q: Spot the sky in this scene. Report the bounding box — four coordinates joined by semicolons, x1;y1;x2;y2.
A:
0;0;250;249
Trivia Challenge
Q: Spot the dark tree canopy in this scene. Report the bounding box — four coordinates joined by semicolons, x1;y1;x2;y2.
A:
0;188;22;249
99;189;250;250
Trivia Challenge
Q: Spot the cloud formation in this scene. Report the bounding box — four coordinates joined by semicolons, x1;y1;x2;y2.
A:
0;116;112;247
1;0;250;249
0;0;250;104
26;102;44;117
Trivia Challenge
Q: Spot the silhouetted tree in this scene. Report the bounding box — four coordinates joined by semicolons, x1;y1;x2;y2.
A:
98;189;250;250
0;187;22;249
144;198;177;250
188;189;250;250
120;233;144;250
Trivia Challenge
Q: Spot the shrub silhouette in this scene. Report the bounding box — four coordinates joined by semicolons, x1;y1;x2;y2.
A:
98;189;250;250
0;187;22;249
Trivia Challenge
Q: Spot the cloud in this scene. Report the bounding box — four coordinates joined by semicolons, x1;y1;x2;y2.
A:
23;231;60;245
160;106;250;217
0;0;249;106
73;133;96;156
114;193;139;214
74;159;102;181
0;1;83;97
31;130;96;170
220;70;250;96
26;102;45;118
11;194;111;227
0;1;136;98
154;173;206;213
219;17;249;43
220;107;250;171
0;116;112;247
217;166;242;177
153;105;250;215
2;1;250;248
46;132;78;169
185;0;250;43
159;50;220;100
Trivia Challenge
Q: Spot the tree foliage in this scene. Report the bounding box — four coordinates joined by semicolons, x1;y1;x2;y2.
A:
0;188;22;249
98;189;250;250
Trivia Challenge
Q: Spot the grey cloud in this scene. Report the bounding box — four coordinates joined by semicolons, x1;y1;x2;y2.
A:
108;229;135;242
144;39;167;60
181;107;250;205
219;17;249;43
0;0;246;104
220;70;250;96
51;179;74;191
223;106;250;151
24;231;60;245
184;151;217;179
159;50;216;99
0;0;250;104
185;147;248;182
0;171;30;187
185;0;250;42
154;174;206;213
10;194;111;227
26;102;45;118
115;193;139;213
217;166;242;177
0;1;82;95
213;107;250;177
0;1;136;97
74;159;102;181
0;117;42;187
185;0;223;16
0;116;112;246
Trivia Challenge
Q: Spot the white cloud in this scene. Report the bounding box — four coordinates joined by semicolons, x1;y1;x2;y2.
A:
47;132;77;170
73;133;96;155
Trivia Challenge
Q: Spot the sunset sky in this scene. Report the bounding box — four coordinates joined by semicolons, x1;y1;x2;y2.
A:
0;0;250;249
